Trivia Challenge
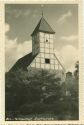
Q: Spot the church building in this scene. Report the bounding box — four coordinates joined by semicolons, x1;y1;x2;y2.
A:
10;15;65;81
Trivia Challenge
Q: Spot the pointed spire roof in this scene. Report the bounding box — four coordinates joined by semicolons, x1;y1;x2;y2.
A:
31;17;55;36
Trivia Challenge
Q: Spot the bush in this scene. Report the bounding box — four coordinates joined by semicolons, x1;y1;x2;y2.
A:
20;103;46;115
20;104;34;115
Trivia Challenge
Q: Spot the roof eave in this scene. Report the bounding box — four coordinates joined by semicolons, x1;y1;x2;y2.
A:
31;30;55;36
39;30;55;34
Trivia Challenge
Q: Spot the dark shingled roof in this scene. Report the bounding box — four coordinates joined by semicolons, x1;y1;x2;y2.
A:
31;17;55;36
9;52;37;72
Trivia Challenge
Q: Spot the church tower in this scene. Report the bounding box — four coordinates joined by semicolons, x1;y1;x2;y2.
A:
31;16;55;56
28;15;65;80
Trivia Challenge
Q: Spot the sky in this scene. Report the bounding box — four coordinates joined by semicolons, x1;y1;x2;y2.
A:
5;4;78;72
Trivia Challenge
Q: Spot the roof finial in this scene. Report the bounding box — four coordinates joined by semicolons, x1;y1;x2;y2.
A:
42;10;43;17
41;4;44;17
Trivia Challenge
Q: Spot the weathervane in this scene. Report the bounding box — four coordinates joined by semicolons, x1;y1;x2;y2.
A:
41;4;44;17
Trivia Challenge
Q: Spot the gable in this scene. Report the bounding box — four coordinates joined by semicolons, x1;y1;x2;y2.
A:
29;52;64;71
